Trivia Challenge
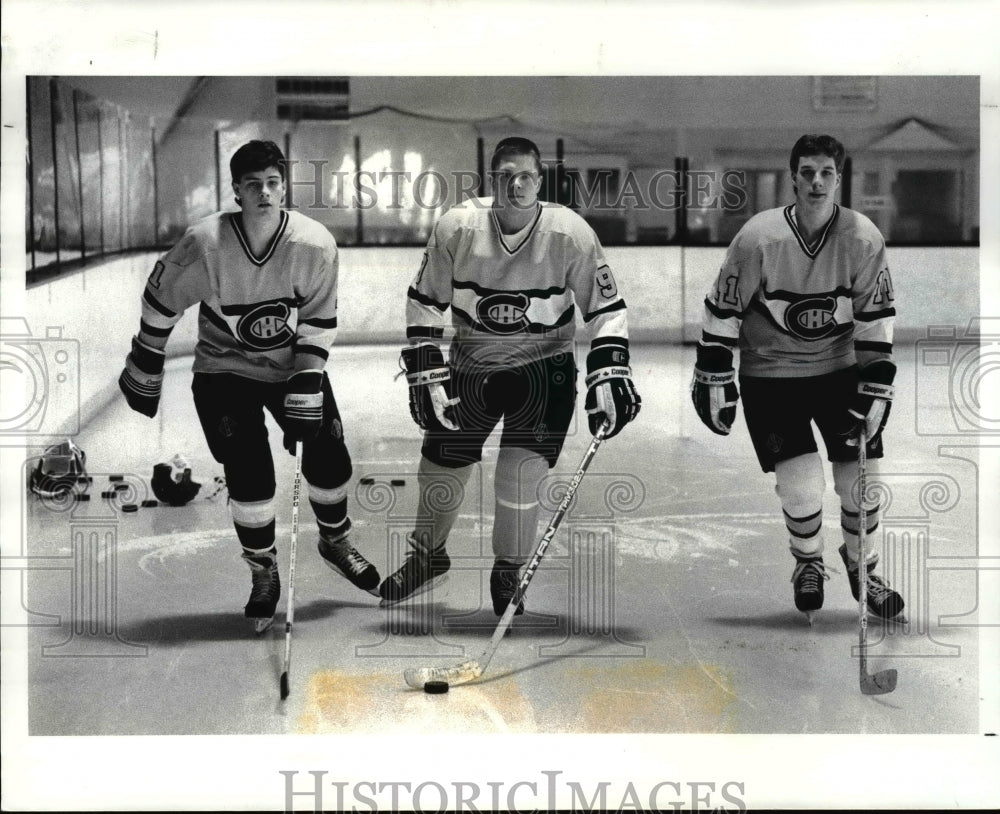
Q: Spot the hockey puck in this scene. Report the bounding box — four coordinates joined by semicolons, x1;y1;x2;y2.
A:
359;477;375;485
424;680;449;694
391;479;406;487
141;499;159;508
74;493;90;502
101;490;115;498
121;503;138;513
77;476;93;484
108;475;125;482
114;483;129;491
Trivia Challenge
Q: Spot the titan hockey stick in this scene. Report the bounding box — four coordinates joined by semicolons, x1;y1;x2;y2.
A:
857;426;897;695
404;419;612;690
280;441;303;701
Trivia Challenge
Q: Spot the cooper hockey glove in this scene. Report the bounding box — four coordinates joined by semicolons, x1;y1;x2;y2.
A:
400;344;459;431
118;335;165;418
584;339;641;439
283;370;324;454
844;360;895;447
691;344;739;436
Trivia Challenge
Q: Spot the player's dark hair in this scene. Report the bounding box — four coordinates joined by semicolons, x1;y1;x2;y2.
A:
230;140;286;182
491;137;543;175
789;134;846;174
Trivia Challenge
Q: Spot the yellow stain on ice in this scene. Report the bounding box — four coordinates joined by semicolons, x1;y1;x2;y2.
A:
557;660;738;733
296;669;539;734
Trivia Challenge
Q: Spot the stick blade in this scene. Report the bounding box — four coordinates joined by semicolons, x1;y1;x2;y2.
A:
861;667;897;695
280;672;290;700
404;660;482;689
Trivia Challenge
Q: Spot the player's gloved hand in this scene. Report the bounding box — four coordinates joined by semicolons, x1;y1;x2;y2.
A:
118;335;166;418
844;360;895;447
283;370;324;454
400;344;460;431
691;343;739;436
585;339;641;439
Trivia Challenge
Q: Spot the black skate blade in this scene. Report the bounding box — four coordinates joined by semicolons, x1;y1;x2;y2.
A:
861;667;897;695
378;574;449;608
280;672;290;700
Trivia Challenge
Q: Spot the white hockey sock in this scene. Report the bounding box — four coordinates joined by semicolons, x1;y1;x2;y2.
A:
774;453;825;557
491;446;549;564
833;458;881;564
412;456;472;555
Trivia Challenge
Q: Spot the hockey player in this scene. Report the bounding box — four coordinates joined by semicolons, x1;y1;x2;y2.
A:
383;136;641;614
119;140;379;633
692;133;903;621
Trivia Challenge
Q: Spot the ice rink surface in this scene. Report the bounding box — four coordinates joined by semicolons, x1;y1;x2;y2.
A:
21;345;986;736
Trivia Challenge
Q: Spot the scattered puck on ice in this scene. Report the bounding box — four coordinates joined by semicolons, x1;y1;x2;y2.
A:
108;475;125;482
114;483;129;491
121;503;138;513
391;479;406;487
141;499;159;508
359;477;375;485
75;493;90;502
77;476;93;484
424;680;449;694
101;490;116;498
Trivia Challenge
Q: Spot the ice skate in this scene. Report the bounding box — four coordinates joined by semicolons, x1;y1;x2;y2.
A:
839;544;905;620
318;528;380;597
791;552;828;624
378;536;450;607
490;559;525;617
242;550;280;634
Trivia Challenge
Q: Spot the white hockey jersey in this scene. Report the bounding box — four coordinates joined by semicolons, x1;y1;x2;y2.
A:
138;210;339;382
701;205;895;377
406;197;629;369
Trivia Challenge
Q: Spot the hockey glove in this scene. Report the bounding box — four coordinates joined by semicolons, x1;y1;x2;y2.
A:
118;335;165;418
283;370;324;454
844;360;895;447
400;344;459;431
691;344;739;436
585;339;641;439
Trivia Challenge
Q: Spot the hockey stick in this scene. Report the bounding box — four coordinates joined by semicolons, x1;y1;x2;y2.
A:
403;419;612;689
857;426;897;695
280;441;303;701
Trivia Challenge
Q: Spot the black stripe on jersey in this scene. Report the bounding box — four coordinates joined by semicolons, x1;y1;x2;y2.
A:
300;315;338;329
765;286;852;302
591;336;629;350
139;319;173;338
219;297;297;316
854;340;893;354
705;297;744;320
294;342;330;361
854;308;897;322
199;302;235;336
228;210;289;267
583;300;626;323
407;285;450;312
701;330;738;348
407;325;445;340
453;279;567;300
784;204;840;258
490;204;543;255
452;302;575;334
143;289;177;318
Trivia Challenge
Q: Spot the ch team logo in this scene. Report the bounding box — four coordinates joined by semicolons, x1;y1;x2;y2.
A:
476;292;531;335
784;296;839;340
235;301;294;350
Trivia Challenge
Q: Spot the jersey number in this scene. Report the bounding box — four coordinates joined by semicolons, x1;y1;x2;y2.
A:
720;274;739;307
148;261;166;289
596;266;618;299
